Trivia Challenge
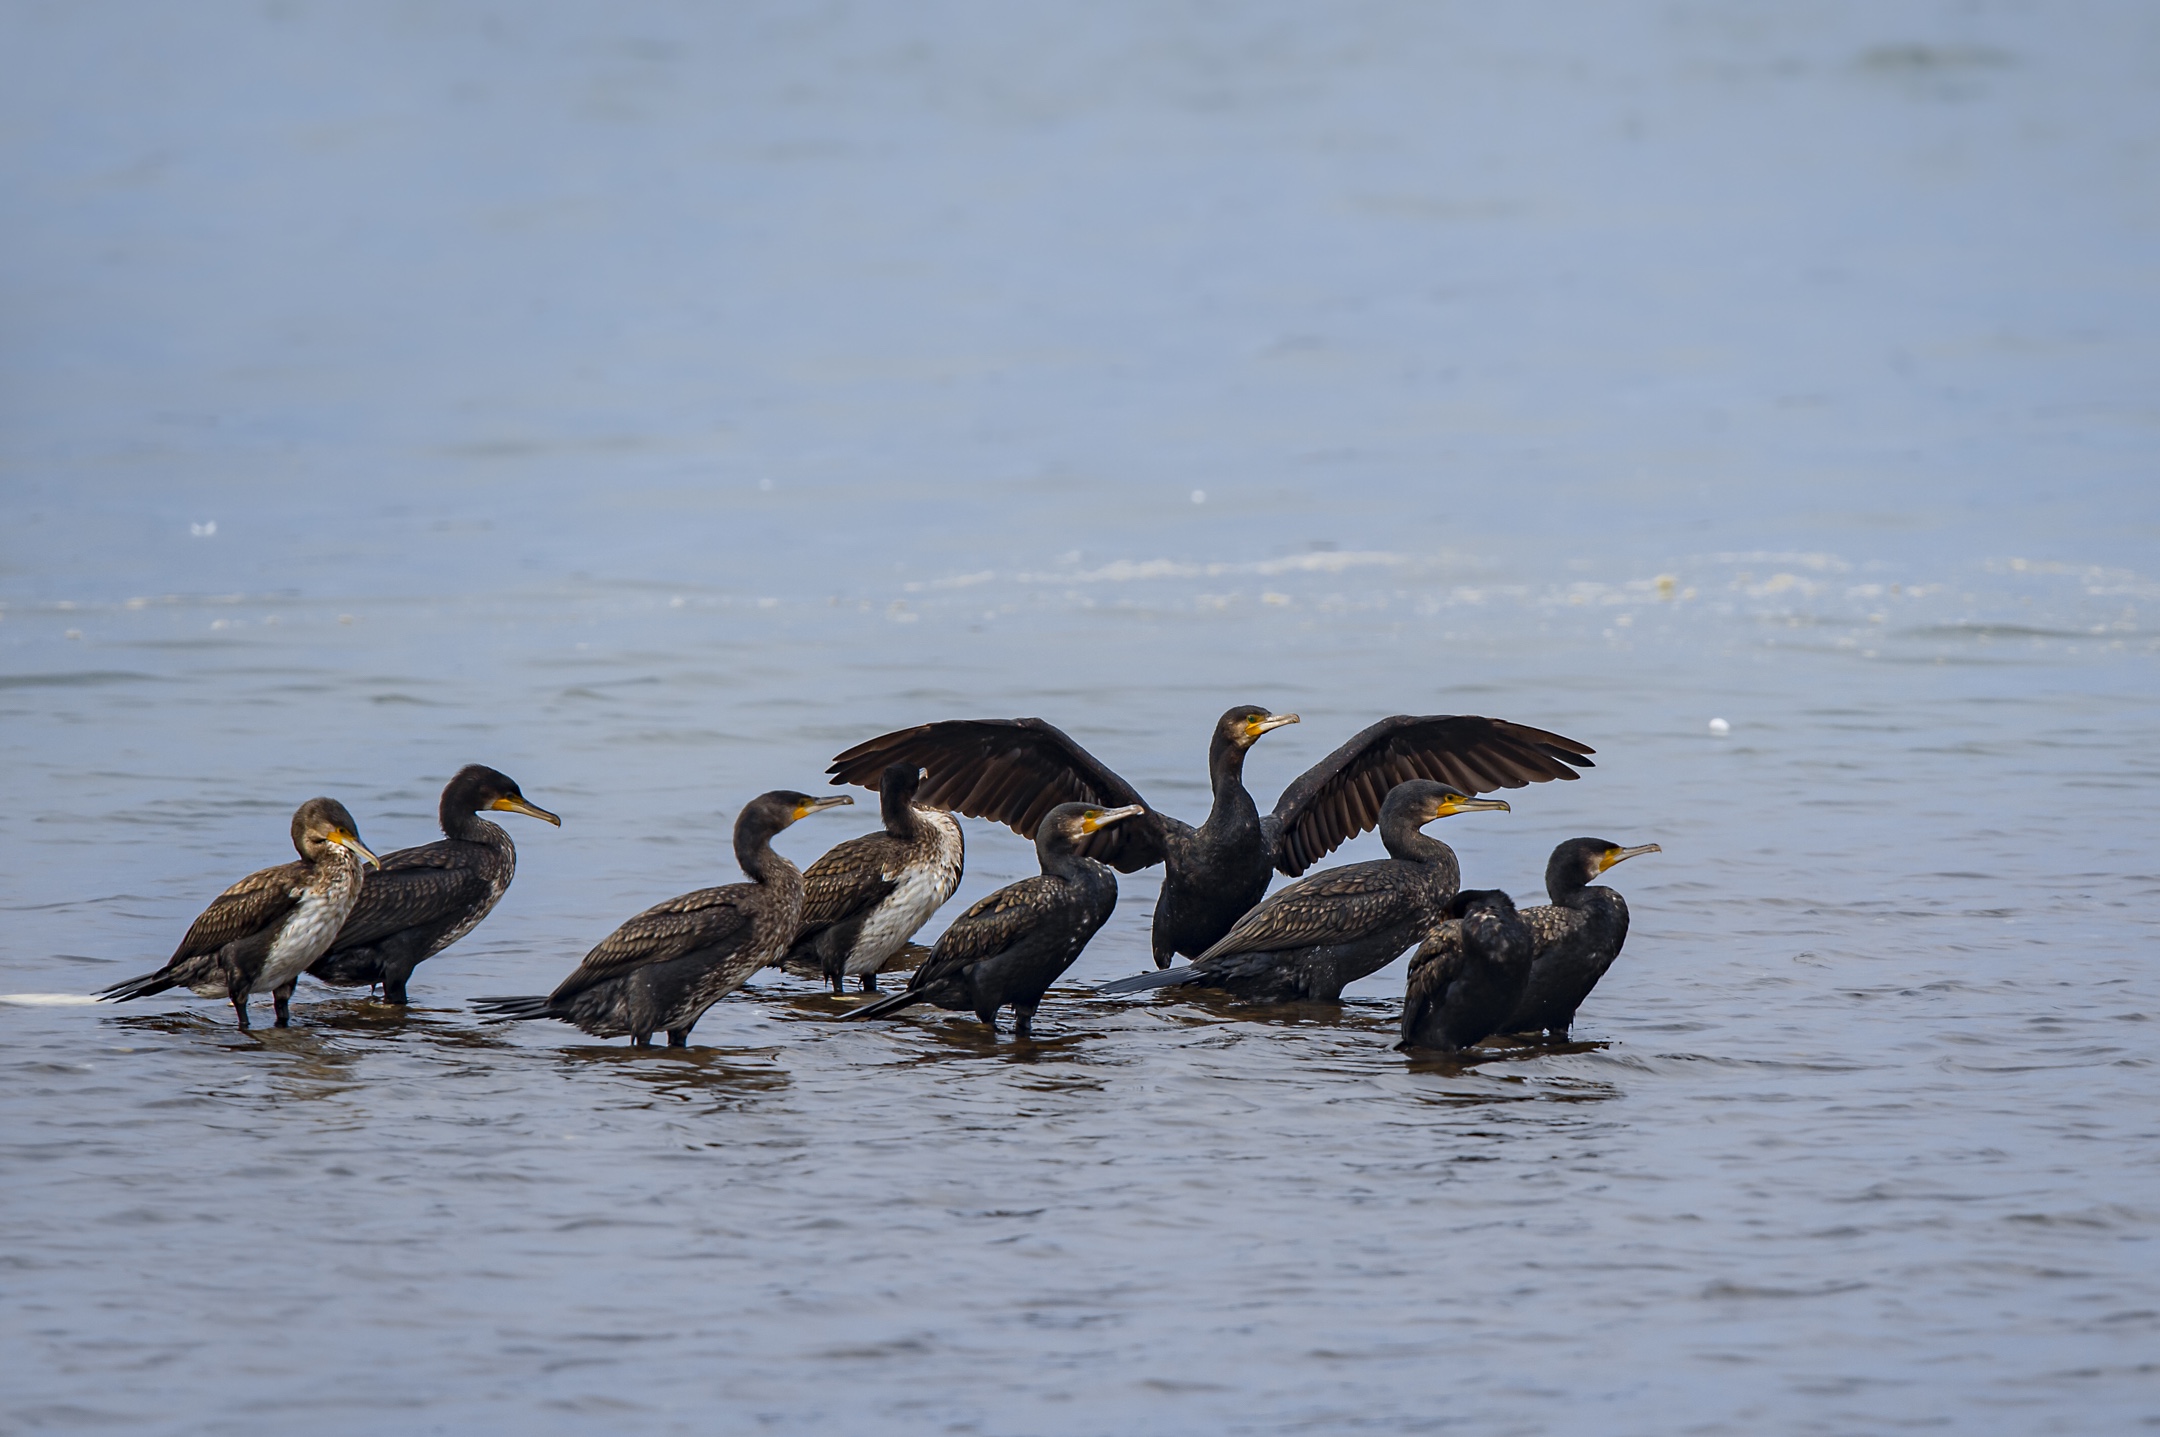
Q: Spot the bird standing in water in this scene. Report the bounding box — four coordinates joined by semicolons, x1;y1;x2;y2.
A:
1099;780;1508;1004
778;763;963;993
1505;838;1660;1039
827;706;1590;969
843;801;1144;1039
1398;888;1535;1053
309;764;560;1004
99;798;381;1031
475;791;849;1047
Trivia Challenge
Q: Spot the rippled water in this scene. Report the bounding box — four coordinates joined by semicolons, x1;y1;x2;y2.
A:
4;3;2158;1432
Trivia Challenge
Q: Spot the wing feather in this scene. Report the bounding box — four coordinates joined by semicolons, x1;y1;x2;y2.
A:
1195;860;1421;961
827;718;1166;871
1268;714;1594;875
171;862;307;961
553;885;755;1000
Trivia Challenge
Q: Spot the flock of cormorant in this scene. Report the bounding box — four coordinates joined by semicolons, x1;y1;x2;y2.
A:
98;707;1660;1056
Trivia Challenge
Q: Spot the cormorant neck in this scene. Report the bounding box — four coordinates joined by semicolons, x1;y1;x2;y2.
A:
1035;834;1091;883
880;784;922;840
736;822;791;884
1201;736;1259;834
443;802;508;845
1380;816;1452;869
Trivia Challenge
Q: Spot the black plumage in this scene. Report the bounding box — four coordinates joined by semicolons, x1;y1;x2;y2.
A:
99;798;381;1030
842;801;1143;1039
1398;888;1535;1053
1099;780;1508;1004
827;707;1590;969
1505;838;1660;1039
308;765;560;1004
475;791;850;1047
777;763;964;993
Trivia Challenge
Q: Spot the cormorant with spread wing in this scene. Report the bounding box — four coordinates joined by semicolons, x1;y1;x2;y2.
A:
1100;780;1507;1003
827;705;1590;968
99;798;381;1030
776;763;964;994
1398;888;1535;1053
475;791;851;1046
843;801;1143;1038
309;764;560;1004
1504;838;1660;1039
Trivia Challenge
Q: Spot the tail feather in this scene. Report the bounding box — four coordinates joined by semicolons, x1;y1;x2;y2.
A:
472;994;555;1023
1097;965;1205;996
98;968;178;1004
840;988;928;1022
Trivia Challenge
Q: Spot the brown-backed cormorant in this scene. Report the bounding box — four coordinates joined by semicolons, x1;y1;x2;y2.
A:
475;791;850;1046
842;801;1143;1038
1504;838;1660;1039
777;763;963;993
1099;780;1506;1003
98;798;381;1030
827;706;1589;969
308;765;560;1004
1398;888;1534;1053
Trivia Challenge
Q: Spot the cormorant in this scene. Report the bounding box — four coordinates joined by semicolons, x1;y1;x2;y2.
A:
842;801;1143;1038
826;705;1589;968
308;764;560;1004
777;763;963;993
1397;888;1534;1053
98;798;381;1031
1504;838;1660;1039
1099;780;1507;1003
474;791;851;1047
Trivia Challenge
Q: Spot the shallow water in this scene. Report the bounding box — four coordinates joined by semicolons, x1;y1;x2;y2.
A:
3;3;2158;1432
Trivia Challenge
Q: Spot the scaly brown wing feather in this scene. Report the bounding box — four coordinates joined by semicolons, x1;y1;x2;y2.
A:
1195;859;1421;962
170;861;307;962
798;833;902;929
827;718;1165;871
553;884;755;1001
1267;715;1595;875
911;876;1064;987
329;844;492;949
1403;919;1469;1034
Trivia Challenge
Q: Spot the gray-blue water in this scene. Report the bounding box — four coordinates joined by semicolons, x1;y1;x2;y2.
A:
4;3;2157;1432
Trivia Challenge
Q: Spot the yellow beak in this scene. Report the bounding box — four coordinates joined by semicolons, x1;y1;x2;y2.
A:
488;794;563;827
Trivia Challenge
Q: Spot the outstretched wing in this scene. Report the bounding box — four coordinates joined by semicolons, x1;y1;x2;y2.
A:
328;854;492;950
1195;860;1419;962
170;862;307;962
827;718;1165;871
1267;715;1594;876
553;885;754;1001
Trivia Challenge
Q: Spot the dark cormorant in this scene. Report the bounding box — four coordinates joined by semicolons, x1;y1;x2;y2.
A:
842;801;1143;1038
827;705;1589;968
98;798;381;1030
1504;838;1660;1039
1099;780;1507;1003
474;791;851;1046
777;763;964;994
1397;888;1534;1053
308;764;560;1004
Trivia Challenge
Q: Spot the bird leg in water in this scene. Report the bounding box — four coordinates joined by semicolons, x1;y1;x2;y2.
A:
630;1033;653;1048
272;981;296;1028
382;976;410;1005
229;990;251;1031
859;974;880;993
1012;1006;1036;1040
667;1029;690;1048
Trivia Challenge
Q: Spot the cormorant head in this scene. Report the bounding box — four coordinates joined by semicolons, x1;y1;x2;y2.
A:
738;790;854;839
291;797;381;868
447;764;562;826
876;762;925;802
1216;704;1300;752
1446;887;1519;921
1038;800;1145;853
1381;779;1511;830
1545;838;1660;898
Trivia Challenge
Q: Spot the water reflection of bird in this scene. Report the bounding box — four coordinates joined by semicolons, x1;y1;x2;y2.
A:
843;801;1143;1038
1100;780;1508;1003
475;791;851;1047
1505;838;1660;1039
776;763;963;993
1398;888;1534;1053
99;798;381;1031
308;765;560;1004
827;706;1591;969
